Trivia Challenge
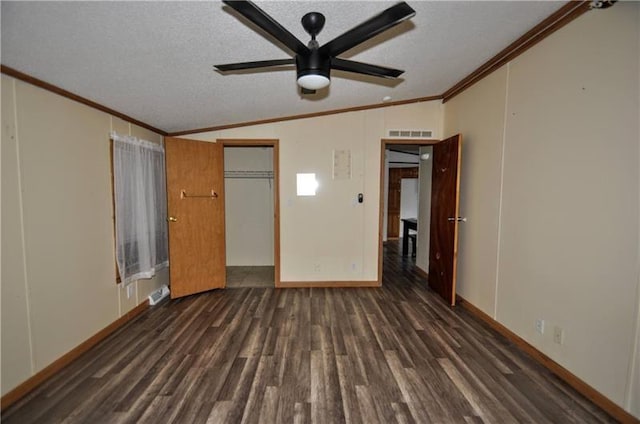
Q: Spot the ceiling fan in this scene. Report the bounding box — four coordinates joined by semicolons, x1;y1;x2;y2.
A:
214;1;416;94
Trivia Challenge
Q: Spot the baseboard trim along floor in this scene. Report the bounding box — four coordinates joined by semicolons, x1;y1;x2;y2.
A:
0;299;149;410
456;295;638;424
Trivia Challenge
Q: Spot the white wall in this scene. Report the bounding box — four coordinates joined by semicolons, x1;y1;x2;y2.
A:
383;151;389;242
1;75;168;396
224;147;274;266
399;179;418;236
387;150;419;167
187;102;443;282
392;150;420;236
416;146;433;272
444;3;639;416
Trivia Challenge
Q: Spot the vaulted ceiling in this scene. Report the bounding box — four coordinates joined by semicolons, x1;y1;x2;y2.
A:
1;1;562;133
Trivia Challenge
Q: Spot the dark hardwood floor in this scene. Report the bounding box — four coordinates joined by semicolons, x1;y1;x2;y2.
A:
3;241;616;423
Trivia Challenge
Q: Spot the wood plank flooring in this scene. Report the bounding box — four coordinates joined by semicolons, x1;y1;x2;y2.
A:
2;241;616;423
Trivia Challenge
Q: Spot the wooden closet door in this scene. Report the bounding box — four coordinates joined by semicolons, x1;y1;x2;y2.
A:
165;137;226;298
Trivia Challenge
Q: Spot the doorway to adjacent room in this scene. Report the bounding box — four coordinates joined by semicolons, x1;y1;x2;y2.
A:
379;135;462;306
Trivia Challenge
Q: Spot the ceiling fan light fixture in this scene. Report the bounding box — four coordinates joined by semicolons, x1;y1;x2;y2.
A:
297;73;330;90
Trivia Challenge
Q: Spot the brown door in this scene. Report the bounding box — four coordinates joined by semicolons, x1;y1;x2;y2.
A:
428;134;462;306
387;168;402;238
165;137;226;298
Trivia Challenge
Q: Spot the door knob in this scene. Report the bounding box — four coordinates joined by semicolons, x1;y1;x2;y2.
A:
168;216;177;222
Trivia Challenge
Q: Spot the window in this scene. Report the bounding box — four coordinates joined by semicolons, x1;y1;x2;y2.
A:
111;132;168;284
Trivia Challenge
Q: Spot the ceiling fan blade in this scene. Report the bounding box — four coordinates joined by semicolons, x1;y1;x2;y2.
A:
319;2;415;57
331;58;404;79
223;0;309;55
215;58;295;72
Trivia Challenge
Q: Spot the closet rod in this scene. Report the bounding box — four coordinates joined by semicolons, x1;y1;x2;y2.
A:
224;170;273;179
225;176;274;179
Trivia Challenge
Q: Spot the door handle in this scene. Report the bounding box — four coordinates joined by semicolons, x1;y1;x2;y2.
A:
181;189;218;199
448;217;467;222
168;216;178;222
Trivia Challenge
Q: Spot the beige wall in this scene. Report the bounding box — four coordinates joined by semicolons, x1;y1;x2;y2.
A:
444;3;640;416
224;147;274;266
1;74;33;395
188;102;443;282
443;67;507;316
0;75;167;396
632;12;640;413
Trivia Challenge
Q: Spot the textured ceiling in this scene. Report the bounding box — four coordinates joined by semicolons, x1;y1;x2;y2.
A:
1;1;562;133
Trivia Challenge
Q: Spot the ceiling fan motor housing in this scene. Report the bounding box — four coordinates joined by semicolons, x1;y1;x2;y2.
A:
296;49;331;81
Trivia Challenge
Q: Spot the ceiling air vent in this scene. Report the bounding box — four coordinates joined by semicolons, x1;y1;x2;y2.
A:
387;129;434;139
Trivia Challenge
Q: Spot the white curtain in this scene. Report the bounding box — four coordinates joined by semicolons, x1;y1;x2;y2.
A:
112;132;168;284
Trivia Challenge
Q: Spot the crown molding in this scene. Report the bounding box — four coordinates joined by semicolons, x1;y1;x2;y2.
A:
1;65;167;136
168;95;442;137
441;1;591;103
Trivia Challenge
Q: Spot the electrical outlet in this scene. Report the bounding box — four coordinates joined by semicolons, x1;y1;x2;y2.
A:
127;284;134;299
535;319;545;334
553;326;564;344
